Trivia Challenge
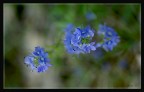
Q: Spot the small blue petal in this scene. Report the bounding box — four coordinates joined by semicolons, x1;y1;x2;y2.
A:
90;45;96;51
95;43;102;48
24;56;34;65
37;65;48;73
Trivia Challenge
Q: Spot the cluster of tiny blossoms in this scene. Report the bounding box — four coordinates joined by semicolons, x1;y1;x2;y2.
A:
64;24;120;54
96;24;120;51
64;24;96;54
24;24;120;73
24;46;52;73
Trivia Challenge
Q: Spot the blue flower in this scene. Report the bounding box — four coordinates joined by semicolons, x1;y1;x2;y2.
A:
64;24;96;54
64;24;81;54
24;46;52;73
85;12;96;21
97;24;120;51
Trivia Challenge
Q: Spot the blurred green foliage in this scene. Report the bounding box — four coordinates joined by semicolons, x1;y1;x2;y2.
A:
4;4;140;88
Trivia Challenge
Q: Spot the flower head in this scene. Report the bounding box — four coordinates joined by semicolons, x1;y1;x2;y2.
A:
64;24;96;54
97;24;120;51
85;12;96;21
24;46;52;73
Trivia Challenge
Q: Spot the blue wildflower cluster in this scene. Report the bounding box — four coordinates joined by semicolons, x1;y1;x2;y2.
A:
96;24;120;51
64;24;120;53
24;12;120;73
24;46;52;73
64;24;96;54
